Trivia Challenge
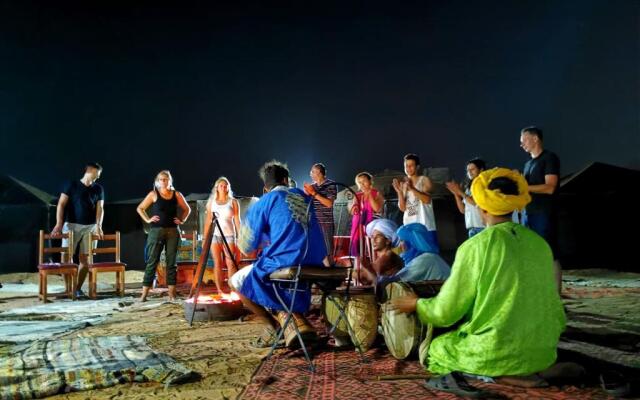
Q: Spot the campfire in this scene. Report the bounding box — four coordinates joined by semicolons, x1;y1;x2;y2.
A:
184;292;241;304
184;292;244;322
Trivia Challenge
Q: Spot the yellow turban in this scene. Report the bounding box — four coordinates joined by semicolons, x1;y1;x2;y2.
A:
471;168;531;216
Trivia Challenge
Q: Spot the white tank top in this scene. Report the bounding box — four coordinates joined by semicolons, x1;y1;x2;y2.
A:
402;175;437;231
210;198;235;237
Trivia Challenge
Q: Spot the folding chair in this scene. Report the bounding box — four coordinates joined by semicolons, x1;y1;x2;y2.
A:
37;230;77;302
266;264;366;371
87;232;126;299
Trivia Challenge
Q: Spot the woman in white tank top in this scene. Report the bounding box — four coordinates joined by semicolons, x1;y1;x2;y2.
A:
205;177;241;294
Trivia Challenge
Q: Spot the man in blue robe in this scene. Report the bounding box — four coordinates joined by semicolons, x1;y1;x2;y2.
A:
230;160;326;348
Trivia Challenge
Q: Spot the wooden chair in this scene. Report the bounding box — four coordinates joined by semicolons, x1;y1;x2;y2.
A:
87;232;126;299
37;230;78;302
176;230;198;284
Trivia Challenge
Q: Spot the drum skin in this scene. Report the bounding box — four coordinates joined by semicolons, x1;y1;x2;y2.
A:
381;282;423;359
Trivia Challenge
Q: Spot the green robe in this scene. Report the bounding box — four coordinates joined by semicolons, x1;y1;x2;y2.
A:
416;222;565;376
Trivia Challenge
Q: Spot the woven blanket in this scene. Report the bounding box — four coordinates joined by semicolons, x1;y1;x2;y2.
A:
0;335;194;399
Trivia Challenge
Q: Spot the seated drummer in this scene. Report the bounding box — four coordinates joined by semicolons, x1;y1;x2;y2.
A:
390;168;566;397
230;160;327;348
359;219;404;285
395;223;451;282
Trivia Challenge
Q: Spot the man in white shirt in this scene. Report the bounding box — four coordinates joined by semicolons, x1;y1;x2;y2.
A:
392;153;437;233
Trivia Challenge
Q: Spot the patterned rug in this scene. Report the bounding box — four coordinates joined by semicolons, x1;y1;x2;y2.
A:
240;346;613;400
0;335;194;399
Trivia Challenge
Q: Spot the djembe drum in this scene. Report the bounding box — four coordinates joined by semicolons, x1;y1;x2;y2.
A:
322;286;378;351
380;280;444;360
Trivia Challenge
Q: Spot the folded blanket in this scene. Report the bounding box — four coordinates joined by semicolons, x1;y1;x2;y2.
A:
0;335;194;399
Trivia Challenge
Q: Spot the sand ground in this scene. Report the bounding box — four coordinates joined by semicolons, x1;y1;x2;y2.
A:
49;302;268;400
1;268;639;399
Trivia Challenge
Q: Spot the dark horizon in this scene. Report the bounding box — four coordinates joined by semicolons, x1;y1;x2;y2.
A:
1;1;638;200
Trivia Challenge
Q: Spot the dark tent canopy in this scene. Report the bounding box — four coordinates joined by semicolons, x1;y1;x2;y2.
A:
0;175;55;273
557;162;640;271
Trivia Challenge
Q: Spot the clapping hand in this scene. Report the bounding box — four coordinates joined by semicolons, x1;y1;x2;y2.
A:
303;182;317;197
406;177;416;192
351;203;360;214
445;181;463;196
392;178;403;193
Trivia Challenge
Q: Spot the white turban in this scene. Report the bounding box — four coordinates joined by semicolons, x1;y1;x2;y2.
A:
365;219;399;247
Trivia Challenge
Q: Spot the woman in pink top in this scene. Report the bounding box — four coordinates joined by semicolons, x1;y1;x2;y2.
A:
349;172;384;258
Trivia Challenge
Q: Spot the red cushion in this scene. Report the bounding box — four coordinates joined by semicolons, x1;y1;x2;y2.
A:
89;262;126;269
38;263;78;270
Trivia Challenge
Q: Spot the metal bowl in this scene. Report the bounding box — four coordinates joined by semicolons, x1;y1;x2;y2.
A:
184;299;244;322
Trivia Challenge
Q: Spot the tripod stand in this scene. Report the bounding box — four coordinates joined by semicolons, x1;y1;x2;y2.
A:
187;212;239;326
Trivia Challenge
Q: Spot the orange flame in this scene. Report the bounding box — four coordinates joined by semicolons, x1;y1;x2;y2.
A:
185;291;241;304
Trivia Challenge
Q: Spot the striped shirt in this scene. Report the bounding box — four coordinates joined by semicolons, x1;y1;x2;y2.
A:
311;178;337;225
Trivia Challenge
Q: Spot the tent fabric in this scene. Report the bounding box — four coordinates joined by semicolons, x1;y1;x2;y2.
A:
0;175;55;205
560;162;640;193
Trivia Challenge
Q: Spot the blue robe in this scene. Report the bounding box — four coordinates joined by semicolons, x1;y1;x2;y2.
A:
238;186;326;312
395;253;451;282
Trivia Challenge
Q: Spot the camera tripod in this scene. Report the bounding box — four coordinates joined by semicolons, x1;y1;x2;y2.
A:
187;212;239;326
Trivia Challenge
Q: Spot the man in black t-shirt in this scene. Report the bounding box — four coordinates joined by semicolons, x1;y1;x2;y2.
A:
520;126;562;291
52;162;105;298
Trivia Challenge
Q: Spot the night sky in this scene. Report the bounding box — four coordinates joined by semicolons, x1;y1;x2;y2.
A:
1;1;638;200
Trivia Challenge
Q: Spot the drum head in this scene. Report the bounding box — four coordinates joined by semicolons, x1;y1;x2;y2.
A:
381;282;422;359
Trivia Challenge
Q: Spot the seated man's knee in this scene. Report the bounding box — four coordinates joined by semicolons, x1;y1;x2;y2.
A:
228;264;252;292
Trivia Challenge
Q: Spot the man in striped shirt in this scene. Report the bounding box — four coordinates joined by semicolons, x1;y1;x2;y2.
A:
304;163;337;265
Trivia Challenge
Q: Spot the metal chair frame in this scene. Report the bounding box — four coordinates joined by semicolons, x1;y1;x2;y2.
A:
266;263;367;372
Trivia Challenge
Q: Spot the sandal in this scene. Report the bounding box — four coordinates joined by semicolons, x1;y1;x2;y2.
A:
599;371;631;397
250;326;284;349
276;312;318;349
496;374;548;388
424;372;484;398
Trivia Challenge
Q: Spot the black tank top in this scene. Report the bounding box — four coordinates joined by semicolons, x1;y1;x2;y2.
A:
151;189;178;228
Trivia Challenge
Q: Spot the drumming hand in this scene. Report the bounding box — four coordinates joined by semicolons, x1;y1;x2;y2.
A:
389;293;418;314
